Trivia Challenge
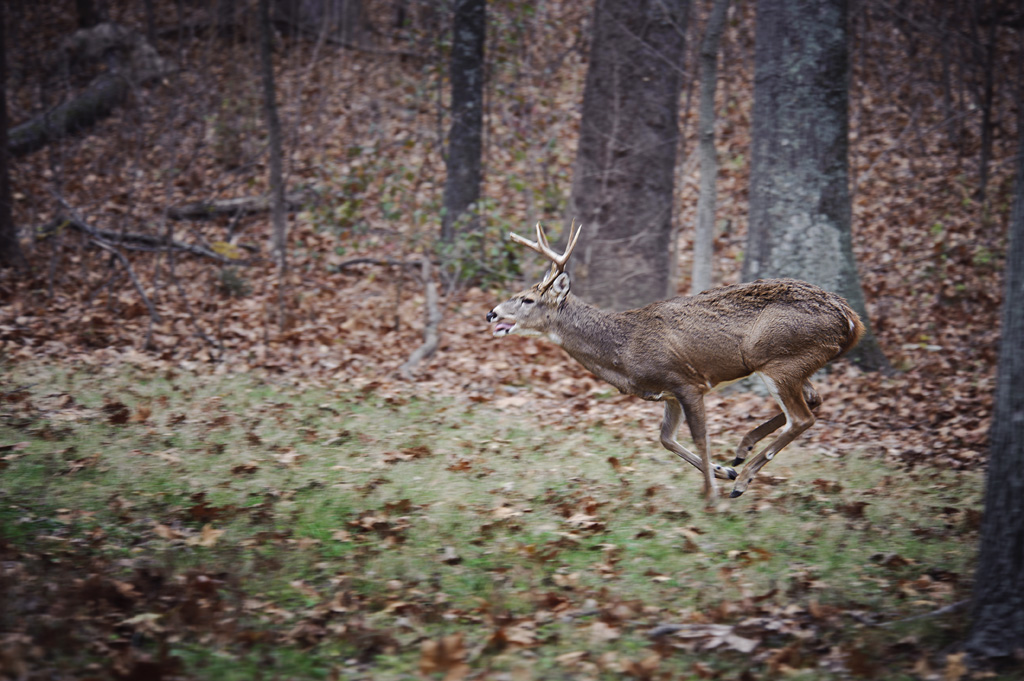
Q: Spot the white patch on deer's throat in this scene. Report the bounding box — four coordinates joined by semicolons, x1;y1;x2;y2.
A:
547;331;563;346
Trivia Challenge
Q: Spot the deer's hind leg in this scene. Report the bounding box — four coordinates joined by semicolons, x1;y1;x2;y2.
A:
732;380;821;467
730;373;818;498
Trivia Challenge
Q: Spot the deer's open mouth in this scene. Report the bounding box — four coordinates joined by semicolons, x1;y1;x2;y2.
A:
492;320;516;336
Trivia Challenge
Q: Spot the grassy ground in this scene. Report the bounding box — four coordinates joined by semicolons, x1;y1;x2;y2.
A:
0;360;992;680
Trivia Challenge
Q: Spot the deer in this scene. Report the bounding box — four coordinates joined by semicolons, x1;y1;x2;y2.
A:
486;222;865;500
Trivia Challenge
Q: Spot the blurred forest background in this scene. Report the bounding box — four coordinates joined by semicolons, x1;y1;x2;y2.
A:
2;0;1020;464
2;0;1024;678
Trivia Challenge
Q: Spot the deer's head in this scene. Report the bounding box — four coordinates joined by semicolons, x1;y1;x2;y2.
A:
486;221;582;338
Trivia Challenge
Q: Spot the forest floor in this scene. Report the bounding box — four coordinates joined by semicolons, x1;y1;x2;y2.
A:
0;361;989;679
0;1;1021;679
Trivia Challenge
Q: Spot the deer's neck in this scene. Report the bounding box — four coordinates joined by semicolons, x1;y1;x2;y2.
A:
551;295;636;394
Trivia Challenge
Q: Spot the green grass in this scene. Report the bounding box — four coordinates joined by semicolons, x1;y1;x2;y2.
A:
0;361;998;679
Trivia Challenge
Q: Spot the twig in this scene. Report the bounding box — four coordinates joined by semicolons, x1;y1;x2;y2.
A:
53;214;239;263
89;238;160;348
335;257;423;271
647;624;684;638
1;383;39;398
166;192;308;221
877;599;969;628
399;256;442;380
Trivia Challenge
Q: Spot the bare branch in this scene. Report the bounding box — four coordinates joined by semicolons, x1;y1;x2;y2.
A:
399;255;442;380
89;238;160;348
335;257;424;271
49;213;243;264
167;192;309;221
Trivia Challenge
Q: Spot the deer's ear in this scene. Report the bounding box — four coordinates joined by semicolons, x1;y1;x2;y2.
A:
551;272;570;302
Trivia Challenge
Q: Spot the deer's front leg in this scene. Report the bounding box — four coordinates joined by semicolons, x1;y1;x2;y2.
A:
659;400;738;488
678;391;717;501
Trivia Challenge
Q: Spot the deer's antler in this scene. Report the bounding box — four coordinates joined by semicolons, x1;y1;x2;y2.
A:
510;220;583;283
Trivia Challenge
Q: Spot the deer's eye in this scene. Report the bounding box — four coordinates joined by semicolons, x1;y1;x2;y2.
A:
523;298;535;305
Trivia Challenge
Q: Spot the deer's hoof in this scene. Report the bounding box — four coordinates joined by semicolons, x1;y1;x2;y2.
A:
726;467;738;480
731;457;745;467
729;489;743;498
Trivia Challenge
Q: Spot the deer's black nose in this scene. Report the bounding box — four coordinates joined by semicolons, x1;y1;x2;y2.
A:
486;310;498;322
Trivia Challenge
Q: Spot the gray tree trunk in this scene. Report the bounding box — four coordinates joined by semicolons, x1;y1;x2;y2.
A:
440;0;485;242
0;0;26;269
743;0;887;371
567;0;688;311
259;0;289;329
692;0;730;295
966;79;1024;663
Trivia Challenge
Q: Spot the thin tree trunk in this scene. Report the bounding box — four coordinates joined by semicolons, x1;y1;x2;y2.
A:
938;4;960;152
966;71;1024;662
0;0;26;269
977;16;996;206
76;0;102;29
692;0;730;295
440;0;485;242
258;0;288;329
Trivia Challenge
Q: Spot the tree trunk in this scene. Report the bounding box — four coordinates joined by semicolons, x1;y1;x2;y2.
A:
568;0;688;311
965;60;1024;664
0;0;26;269
440;0;485;242
692;0;730;295
76;0;103;29
743;0;887;371
258;0;288;329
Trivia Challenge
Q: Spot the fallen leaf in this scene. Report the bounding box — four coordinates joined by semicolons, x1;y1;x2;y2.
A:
153;523;183;540
943;652;967;681
186;524;225;547
420;633;468;680
590;621;620;643
130;405;152;423
440;546;462;565
555;651;589;667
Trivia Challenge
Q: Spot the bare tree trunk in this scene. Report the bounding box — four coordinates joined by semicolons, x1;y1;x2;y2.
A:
743;0;887;371
76;0;103;29
0;0;26;269
692;0;730;295
258;0;288;329
938;4;961;153
964;0;1000;206
966;71;1024;662
440;0;486;242
567;0;689;311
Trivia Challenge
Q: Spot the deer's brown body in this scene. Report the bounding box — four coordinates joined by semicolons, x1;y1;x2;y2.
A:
488;223;864;500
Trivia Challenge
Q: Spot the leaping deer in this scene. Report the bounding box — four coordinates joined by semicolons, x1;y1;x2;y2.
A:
486;222;865;500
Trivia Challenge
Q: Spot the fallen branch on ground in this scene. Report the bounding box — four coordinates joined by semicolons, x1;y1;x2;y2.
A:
167;192;308;220
334;257;424;271
9;23;171;157
49;214;244;264
877;599;969;628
